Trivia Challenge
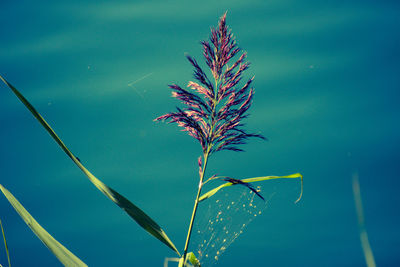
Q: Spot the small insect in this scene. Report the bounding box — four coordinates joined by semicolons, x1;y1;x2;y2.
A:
223;178;265;201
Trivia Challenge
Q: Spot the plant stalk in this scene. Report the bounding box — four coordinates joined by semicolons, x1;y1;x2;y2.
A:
0;219;11;267
181;151;209;266
181;76;219;266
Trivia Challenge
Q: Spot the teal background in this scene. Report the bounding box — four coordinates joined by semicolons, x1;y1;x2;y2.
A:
1;0;400;266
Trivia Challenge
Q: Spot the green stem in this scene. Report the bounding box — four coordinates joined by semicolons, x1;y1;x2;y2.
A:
181;150;210;266
181;76;220;266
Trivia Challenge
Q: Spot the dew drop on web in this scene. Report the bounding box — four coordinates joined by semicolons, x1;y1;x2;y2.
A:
189;178;300;266
189;184;268;266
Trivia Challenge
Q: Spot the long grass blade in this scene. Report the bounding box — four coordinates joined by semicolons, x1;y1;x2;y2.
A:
199;173;303;203
0;75;180;256
352;172;376;267
0;219;11;267
0;184;87;266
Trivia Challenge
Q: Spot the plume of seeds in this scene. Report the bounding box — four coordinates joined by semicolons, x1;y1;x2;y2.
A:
155;13;264;155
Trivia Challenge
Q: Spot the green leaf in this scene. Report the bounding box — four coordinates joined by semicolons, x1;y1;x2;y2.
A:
177;252;199;267
0;184;87;267
0;75;180;256
187;252;201;267
199;173;303;203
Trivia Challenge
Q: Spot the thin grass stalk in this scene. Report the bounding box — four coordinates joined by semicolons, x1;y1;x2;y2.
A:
181;150;210;266
0;219;11;267
182;68;222;265
352;172;376;267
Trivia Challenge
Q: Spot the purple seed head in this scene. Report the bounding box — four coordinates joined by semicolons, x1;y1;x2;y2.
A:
155;13;265;155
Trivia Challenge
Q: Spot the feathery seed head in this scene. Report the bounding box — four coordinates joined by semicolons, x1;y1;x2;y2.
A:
155;13;265;155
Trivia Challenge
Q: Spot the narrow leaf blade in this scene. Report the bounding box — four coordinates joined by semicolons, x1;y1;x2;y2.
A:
198;183;232;202
0;184;87;267
0;219;11;267
0;75;180;256
199;173;303;203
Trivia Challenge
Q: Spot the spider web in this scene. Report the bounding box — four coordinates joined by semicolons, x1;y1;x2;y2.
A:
189;179;299;266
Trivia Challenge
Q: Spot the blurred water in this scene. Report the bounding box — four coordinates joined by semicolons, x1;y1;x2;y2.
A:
1;1;400;266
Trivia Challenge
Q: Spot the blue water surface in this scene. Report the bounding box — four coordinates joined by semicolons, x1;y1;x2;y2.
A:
1;1;399;266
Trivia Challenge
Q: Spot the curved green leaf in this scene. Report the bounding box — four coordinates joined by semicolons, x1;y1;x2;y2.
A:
199;173;303;203
198;183;231;202
0;184;87;266
0;75;180;256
